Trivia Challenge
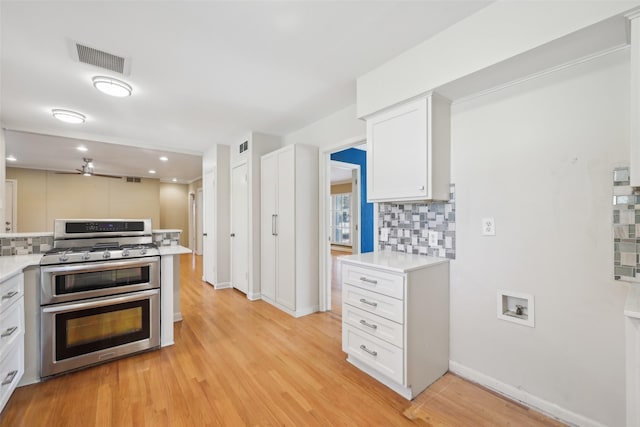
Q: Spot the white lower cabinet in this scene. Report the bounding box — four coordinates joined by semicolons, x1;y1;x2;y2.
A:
0;272;24;412
341;253;449;400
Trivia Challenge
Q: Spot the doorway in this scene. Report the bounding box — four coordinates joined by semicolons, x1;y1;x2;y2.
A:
320;139;374;314
231;162;249;294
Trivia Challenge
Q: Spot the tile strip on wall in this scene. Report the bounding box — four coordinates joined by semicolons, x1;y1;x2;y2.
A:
378;184;456;259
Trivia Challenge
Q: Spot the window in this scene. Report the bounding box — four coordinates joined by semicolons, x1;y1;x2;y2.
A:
331;193;351;246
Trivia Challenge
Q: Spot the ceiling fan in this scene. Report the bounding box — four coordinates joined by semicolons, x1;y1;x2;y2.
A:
56;158;122;179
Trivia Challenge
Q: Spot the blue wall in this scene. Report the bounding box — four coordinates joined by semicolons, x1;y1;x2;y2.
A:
331;148;373;253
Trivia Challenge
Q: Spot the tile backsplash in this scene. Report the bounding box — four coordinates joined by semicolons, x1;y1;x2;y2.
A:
0;235;53;256
378;184;456;259
613;167;640;282
152;231;181;246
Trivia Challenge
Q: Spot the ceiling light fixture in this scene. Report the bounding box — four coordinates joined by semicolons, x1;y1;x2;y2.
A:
6;155;16;162
149;170;156;174
92;76;132;97
52;109;86;124
77;146;88;152
159;156;168;162
172;178;177;182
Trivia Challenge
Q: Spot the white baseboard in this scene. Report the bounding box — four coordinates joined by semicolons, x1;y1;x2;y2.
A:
173;312;182;322
247;292;261;301
213;282;231;290
449;361;606;427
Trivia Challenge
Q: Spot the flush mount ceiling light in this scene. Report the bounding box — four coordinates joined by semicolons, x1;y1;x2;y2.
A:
149;170;156;174
6;155;16;162
159;156;168;162
52;109;86;124
77;146;88;152
92;76;132;97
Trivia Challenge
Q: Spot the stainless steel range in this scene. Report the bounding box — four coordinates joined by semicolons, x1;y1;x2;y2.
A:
40;219;161;378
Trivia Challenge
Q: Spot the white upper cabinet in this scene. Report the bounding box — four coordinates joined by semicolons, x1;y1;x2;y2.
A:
366;93;451;202
630;13;640;187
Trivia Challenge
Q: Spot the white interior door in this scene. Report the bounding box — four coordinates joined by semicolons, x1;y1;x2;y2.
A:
4;180;16;233
196;188;203;255
231;163;249;294
203;170;215;284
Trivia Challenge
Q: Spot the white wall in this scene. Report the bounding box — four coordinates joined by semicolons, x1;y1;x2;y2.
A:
450;49;630;426
357;0;640;118
283;104;364;148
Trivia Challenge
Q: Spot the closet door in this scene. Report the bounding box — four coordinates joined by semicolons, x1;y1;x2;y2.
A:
276;148;296;311
260;153;278;301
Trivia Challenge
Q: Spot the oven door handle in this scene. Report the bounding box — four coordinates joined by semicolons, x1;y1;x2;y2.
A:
41;256;160;275
42;289;159;313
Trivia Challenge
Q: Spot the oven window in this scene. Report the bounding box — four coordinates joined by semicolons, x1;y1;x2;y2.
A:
55;299;151;361
55;266;150;295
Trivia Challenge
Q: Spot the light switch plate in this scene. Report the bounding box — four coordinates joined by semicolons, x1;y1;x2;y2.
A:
482;217;495;236
428;230;439;246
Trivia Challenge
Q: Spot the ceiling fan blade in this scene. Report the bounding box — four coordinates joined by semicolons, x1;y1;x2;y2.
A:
55;171;81;175
92;173;123;179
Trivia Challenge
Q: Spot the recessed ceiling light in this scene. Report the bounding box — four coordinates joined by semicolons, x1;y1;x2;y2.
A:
159;156;168;162
149;170;156;174
52;109;85;124
92;76;132;97
77;146;88;152
172;178;177;182
6;155;16;162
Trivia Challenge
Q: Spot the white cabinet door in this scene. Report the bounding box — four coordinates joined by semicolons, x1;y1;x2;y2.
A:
366;94;450;202
367;97;428;201
260;154;277;301
631;15;640;186
276;148;296;311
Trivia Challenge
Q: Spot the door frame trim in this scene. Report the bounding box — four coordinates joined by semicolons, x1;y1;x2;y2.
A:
5;179;17;233
319;135;369;312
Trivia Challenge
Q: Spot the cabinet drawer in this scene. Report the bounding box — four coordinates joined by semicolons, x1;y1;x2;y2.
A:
343;325;403;384
0;274;23;313
343;284;403;323
343;304;403;348
342;264;404;299
0;335;23;413
0;297;23;361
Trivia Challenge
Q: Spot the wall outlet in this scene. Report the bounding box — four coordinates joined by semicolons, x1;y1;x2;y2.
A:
428;230;439;246
482;217;495;236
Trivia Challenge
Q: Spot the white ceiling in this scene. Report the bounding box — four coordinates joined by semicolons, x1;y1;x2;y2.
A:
0;1;491;182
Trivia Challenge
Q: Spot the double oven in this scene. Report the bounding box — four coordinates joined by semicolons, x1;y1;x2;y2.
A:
39;219;161;378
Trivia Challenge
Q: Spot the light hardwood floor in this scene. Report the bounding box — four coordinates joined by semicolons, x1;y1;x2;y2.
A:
0;254;564;426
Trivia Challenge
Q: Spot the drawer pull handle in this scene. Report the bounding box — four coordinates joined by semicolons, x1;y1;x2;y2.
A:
359;298;378;308
1;291;18;300
359;345;378;357
359;319;378;330
359;276;378;285
1;370;17;386
1;326;18;338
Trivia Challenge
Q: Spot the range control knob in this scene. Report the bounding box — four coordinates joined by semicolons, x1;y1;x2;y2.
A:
122;249;130;257
82;251;91;261
59;254;69;262
102;250;111;259
140;248;147;255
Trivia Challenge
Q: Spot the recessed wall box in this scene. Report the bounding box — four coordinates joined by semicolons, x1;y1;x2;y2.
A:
497;290;535;327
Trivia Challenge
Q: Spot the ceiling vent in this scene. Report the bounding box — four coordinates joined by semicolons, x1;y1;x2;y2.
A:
71;41;131;75
126;177;142;183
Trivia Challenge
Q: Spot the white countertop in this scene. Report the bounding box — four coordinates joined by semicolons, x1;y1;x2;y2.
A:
337;251;449;273
153;229;183;233
0;254;43;282
158;246;192;256
625;284;640;319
